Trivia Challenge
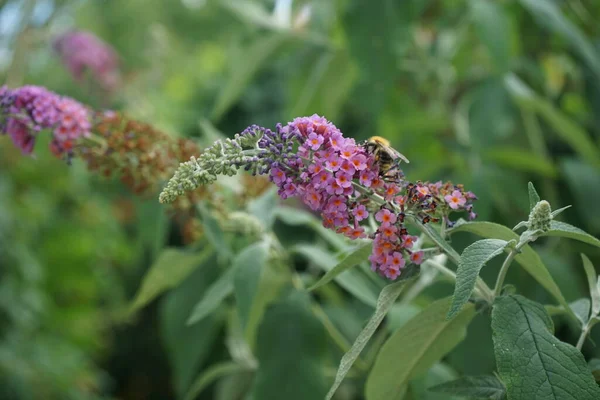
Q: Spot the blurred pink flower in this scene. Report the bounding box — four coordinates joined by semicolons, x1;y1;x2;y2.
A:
0;85;91;158
53;31;121;93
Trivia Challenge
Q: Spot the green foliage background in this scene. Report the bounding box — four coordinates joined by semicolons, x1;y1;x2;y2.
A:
2;0;600;399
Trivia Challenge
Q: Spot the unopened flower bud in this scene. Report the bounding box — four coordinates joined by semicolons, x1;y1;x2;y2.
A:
529;200;552;232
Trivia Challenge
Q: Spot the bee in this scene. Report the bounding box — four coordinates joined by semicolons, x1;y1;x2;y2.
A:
363;136;409;177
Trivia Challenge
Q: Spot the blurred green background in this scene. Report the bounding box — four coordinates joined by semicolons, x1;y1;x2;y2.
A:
1;0;600;399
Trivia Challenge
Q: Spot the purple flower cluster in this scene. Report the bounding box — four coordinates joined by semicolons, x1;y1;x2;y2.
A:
53;31;121;93
239;115;478;280
160;114;478;280
0;85;91;157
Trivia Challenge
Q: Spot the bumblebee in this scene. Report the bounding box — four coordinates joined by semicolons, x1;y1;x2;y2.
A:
363;136;409;176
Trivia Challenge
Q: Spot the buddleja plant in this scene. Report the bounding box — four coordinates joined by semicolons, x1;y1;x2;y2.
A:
159;114;600;400
156;114;600;398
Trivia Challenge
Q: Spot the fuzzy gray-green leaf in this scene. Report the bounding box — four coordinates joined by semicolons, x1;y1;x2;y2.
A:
492;295;600;399
581;255;600;316
129;247;213;314
365;297;475;400
571;298;591;326
325;279;412;400
543;221;600;249
448;239;507;319
187;268;235;325
449;221;577;323
528;182;541;211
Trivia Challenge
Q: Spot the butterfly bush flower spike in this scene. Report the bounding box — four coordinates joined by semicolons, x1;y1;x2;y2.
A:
0;85;91;158
54;31;121;93
160;114;477;280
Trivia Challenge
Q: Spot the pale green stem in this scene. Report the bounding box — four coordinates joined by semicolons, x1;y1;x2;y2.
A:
493;239;530;299
576;322;591;351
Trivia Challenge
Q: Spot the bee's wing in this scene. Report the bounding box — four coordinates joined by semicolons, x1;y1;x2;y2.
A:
388;147;410;164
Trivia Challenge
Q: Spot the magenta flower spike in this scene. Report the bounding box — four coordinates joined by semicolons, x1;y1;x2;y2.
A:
53;31;121;93
0;85;91;158
160;114;477;280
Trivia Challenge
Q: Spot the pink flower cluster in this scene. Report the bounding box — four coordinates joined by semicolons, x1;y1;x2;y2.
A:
265;115;432;279
417;181;477;223
0;85;91;158
53;31;121;93
233;115;478;279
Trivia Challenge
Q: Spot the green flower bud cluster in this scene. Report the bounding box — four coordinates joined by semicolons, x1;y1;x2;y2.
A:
159;134;262;204
225;212;264;237
528;200;552;232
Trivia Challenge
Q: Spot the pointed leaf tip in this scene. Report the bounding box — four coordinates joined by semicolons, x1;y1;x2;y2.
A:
528;181;541;211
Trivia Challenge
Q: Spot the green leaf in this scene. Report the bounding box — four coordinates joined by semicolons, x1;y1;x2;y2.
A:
251;292;328;400
483;149;558;178
233;241;269;329
429;375;506;400
197;203;232;260
187;268;234;325
210;33;287;121
448;239;507;319
449;221;577;322
388;303;422;332
550;205;572;219
365;297;475;400
469;0;511;72
308;241;373;291
247;187;279;230
233;240;282;346
325;279;413;400
160;255;224;396
129;247;213;314
519;0;600;80
581;255;600;316
528;182;541;211
492;295;600;400
184;362;247;400
542;221;600;249
293;244;380;308
505;75;600;167
571;298;591;326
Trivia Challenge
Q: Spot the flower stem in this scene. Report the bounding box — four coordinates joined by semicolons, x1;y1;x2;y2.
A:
576;322;591;351
493;239;530;299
